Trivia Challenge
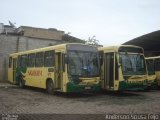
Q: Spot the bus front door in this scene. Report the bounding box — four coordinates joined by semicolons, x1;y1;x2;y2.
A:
104;52;114;90
55;52;63;91
13;58;17;84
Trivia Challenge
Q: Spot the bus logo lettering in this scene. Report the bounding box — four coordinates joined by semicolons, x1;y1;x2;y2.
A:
28;70;42;76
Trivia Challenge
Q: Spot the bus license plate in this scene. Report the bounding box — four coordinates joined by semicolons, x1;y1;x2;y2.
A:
85;86;91;90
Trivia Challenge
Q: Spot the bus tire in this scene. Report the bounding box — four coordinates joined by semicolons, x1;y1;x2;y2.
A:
46;80;55;95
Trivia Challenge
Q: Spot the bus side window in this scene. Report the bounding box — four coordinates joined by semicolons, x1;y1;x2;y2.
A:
44;50;54;67
17;56;21;67
28;53;35;67
9;57;12;68
21;55;28;67
155;59;160;71
35;52;44;67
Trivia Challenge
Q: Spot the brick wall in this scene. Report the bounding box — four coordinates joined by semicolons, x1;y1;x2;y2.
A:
18;26;64;40
0;34;65;82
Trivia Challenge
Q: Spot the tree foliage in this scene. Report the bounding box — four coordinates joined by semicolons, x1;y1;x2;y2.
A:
85;36;101;46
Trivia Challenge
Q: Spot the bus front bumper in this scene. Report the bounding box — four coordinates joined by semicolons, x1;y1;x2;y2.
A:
147;80;158;89
119;81;148;91
66;82;100;93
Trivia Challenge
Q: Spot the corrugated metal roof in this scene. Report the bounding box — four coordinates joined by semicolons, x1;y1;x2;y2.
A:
123;30;160;52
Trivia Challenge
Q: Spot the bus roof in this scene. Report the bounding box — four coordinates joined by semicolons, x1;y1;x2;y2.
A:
9;43;93;57
145;56;160;60
98;45;143;52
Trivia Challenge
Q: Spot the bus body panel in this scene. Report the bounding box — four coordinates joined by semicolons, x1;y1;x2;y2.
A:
155;71;160;86
22;67;54;89
8;68;13;83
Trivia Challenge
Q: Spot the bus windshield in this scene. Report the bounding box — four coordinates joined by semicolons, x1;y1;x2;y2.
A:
68;51;100;77
119;53;146;75
146;59;155;75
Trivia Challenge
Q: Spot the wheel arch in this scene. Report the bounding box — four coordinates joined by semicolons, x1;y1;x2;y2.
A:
46;78;54;88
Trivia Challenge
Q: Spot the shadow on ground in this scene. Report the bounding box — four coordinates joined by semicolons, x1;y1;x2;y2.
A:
15;85;148;99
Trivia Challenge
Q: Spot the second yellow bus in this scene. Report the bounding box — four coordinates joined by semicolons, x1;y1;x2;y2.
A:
98;45;148;91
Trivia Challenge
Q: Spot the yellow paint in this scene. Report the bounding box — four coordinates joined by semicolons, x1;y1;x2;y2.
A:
8;68;13;83
147;74;156;83
114;80;119;91
155;71;160;86
127;75;147;82
79;77;100;85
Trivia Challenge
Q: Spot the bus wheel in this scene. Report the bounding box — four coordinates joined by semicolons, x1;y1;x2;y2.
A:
46;80;55;95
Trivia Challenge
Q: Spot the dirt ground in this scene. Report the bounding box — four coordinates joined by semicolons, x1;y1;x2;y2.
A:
0;85;160;119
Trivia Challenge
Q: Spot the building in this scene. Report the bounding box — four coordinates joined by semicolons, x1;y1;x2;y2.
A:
123;30;160;57
0;23;84;82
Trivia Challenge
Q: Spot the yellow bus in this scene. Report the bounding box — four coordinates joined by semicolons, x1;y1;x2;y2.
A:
98;45;148;91
145;56;160;89
8;43;101;94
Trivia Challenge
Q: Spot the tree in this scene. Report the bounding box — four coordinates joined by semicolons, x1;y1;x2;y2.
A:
85;36;101;47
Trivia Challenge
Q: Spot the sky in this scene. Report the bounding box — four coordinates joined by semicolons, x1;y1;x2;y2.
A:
1;0;160;46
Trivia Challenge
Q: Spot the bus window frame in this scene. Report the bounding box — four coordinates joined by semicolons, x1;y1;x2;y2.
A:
44;50;55;67
35;52;44;67
28;53;35;68
21;54;28;67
